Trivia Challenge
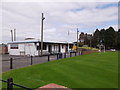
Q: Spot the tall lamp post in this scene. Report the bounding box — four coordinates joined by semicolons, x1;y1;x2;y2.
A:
77;28;79;52
40;13;45;56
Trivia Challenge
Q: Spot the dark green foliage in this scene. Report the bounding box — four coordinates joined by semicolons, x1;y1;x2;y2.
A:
105;27;116;49
93;29;100;47
100;29;106;44
92;26;118;49
116;29;120;50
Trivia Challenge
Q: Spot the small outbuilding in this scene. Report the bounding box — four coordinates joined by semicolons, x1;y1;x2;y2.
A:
0;43;8;54
8;40;74;56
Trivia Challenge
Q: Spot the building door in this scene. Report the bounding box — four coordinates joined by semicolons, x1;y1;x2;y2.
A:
66;45;68;52
58;44;61;52
48;45;52;53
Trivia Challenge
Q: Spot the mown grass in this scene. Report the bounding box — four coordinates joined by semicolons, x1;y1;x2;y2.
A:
1;52;118;89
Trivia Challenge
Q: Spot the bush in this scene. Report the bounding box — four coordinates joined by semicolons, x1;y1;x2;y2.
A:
78;46;98;51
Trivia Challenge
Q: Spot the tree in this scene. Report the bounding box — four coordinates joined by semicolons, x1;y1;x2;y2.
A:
79;32;85;46
92;26;117;49
79;26;117;49
105;27;116;49
116;29;120;50
92;29;100;47
99;29;106;44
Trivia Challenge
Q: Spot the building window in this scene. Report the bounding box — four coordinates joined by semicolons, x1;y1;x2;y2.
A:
10;44;18;49
37;44;46;50
43;44;47;50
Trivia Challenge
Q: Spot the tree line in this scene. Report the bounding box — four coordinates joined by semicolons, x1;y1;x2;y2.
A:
79;26;120;50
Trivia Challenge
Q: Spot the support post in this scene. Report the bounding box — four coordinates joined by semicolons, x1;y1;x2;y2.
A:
75;52;76;56
81;50;83;55
64;53;66;58
57;53;59;60
30;56;33;65
48;55;50;62
70;52;72;57
79;51;80;55
7;78;13;90
10;58;13;69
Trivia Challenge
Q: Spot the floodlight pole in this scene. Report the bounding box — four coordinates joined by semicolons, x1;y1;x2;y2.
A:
41;13;45;55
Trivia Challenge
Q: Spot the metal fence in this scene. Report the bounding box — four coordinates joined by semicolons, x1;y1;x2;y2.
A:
2;52;82;72
1;52;82;89
0;78;33;90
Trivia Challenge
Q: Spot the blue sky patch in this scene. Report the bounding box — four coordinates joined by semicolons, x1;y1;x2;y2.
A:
96;3;118;9
71;8;85;12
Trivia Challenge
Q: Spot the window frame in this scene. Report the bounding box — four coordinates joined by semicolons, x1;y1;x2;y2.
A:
10;44;19;49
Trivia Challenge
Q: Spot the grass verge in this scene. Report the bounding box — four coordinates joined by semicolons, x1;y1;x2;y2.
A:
1;52;118;89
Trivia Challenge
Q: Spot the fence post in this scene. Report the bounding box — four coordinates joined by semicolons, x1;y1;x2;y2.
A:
64;53;66;58
48;55;50;62
81;51;83;55
10;58;13;69
7;78;13;90
30;56;33;65
57;53;59;60
75;52;76;56
70;52;72;57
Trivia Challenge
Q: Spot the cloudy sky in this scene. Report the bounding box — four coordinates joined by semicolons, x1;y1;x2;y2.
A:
1;0;119;43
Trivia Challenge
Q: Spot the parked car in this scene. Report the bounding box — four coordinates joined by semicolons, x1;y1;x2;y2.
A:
110;49;116;51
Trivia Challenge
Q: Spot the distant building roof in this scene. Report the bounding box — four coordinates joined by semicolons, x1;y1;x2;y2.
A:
8;40;74;44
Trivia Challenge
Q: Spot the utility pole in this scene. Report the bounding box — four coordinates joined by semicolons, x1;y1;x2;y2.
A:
14;29;16;41
40;13;45;55
77;28;79;52
10;30;13;42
